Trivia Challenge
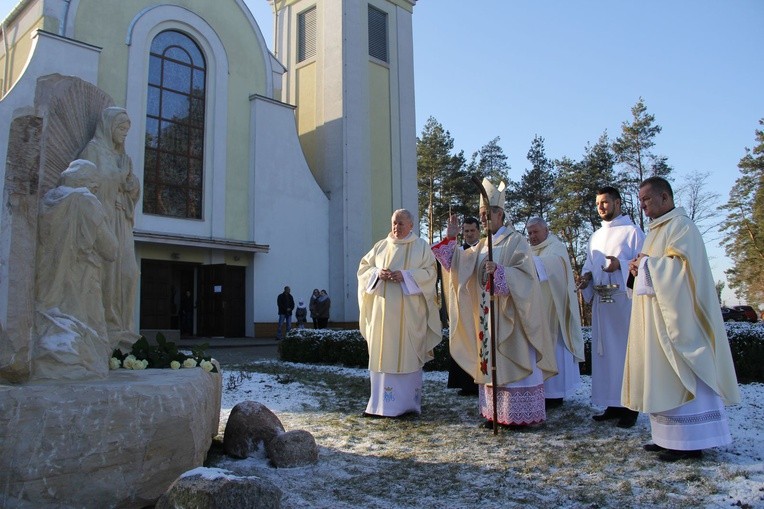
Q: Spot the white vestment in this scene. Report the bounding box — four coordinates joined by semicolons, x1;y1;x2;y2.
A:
358;232;442;416
623;207;740;450
434;226;556;425
581;214;645;407
532;234;585;398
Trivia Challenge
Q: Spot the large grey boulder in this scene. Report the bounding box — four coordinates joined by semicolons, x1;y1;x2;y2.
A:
0;367;221;508
266;429;319;468
224;401;285;458
156;468;282;509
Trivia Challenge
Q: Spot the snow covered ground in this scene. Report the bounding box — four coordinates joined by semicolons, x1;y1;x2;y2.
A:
205;360;764;509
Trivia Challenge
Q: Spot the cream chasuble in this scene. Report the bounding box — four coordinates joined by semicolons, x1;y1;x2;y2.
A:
531;234;584;362
622;207;740;413
358;233;442;374
435;227;556;386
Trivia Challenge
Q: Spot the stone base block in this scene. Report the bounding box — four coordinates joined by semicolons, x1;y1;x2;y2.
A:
0;367;222;508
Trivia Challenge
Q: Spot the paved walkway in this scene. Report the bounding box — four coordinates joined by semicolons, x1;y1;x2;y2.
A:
178;337;279;365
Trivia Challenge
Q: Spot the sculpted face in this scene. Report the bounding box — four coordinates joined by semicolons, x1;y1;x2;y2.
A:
596;193;621;221
391;212;413;239
527;222;549;246
112;117;131;145
462;222;480;245
639;184;673;220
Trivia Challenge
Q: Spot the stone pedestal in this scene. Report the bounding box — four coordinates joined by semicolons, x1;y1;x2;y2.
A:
0;367;222;508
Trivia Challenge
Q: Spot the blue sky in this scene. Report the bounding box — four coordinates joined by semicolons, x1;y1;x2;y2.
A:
254;0;764;306
3;0;761;304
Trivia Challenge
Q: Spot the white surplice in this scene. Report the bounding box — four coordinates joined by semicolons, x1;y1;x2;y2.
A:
581;214;645;407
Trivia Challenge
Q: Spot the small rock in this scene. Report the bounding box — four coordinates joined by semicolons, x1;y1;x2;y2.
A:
266;429;319;468
224;401;285;458
156;468;282;509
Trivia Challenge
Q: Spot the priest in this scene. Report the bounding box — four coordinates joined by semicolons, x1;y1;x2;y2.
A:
624;176;740;462
433;179;556;429
527;217;585;409
358;209;442;417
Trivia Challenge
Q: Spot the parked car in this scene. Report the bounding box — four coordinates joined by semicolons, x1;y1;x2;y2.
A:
721;307;747;322
733;305;759;323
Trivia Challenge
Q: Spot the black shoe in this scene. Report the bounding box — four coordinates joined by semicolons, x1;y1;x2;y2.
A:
616;409;639;428
643;443;666;452
458;388;478;396
362;412;383;419
545;398;563;409
480;420;495;429
658;449;703;462
592;407;621;422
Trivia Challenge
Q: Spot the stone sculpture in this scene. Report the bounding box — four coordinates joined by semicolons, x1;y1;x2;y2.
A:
33;159;118;380
78;107;141;353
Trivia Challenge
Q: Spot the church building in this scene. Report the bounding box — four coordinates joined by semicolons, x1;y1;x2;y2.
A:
0;0;418;342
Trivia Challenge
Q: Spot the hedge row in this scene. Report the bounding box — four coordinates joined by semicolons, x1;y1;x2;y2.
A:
279;324;764;384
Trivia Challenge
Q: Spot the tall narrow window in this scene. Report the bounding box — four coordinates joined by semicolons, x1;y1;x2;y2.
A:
368;5;388;63
297;7;317;63
144;30;206;219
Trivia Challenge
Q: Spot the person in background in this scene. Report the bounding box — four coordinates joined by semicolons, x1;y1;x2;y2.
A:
309;288;320;329
526;217;584;409
276;286;294;340
624;177;740;462
447;216;481;396
315;290;331;329
295;300;308;329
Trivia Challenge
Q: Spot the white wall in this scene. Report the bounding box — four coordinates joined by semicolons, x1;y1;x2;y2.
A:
251;95;330;322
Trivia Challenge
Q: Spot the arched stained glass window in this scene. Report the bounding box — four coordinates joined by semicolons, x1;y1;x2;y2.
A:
144;30;206;219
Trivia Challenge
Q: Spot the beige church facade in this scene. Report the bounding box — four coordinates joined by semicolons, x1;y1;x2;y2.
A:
0;0;418;341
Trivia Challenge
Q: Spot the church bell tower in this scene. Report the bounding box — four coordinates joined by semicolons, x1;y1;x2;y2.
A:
269;0;418;322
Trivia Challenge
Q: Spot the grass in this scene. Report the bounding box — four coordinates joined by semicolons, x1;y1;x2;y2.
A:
207;360;758;509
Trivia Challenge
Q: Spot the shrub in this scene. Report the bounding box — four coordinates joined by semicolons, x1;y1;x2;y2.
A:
280;324;762;384
279;328;450;371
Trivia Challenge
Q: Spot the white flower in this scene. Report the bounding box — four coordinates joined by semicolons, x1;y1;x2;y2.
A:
123;355;137;369
200;360;214;372
132;359;148;370
170;360;181;370
183;358;197;368
109;357;121;370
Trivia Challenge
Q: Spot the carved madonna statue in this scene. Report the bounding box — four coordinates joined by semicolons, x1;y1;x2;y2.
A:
78;107;141;353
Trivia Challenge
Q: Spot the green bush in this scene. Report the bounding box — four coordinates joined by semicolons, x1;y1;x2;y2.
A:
279;328;450;371
581;324;763;383
279;324;762;384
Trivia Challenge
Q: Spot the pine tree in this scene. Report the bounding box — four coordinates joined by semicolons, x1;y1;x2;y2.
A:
720;119;764;308
551;133;616;325
416;117;465;242
612;98;672;229
460;137;511;217
506;135;555;230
